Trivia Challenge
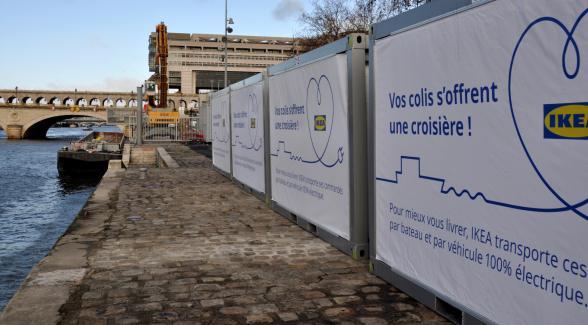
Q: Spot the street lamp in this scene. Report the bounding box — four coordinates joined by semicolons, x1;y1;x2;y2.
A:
15;86;18;105
224;0;234;88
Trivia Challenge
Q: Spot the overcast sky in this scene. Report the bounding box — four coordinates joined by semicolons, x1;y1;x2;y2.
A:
0;0;310;92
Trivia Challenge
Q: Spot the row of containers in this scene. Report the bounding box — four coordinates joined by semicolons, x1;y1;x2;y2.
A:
207;0;588;324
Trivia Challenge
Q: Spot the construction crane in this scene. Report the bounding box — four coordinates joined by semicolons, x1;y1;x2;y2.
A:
155;22;168;108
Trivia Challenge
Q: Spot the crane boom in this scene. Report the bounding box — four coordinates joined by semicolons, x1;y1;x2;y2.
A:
155;22;168;108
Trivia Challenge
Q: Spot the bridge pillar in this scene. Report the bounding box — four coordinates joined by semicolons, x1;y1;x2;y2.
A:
6;124;23;139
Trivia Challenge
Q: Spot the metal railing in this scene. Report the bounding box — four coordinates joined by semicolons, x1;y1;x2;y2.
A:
107;108;135;124
127;112;205;143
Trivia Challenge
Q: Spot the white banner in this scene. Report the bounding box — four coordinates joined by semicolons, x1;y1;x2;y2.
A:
231;82;265;193
374;0;588;323
270;54;350;239
211;92;231;173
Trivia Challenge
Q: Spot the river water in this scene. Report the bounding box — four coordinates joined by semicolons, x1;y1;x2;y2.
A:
0;126;120;311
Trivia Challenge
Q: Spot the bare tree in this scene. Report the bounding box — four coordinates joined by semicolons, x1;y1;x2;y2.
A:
298;0;428;48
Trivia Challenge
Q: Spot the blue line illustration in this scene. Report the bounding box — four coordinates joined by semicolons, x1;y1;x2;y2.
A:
508;9;588;219
376;156;588;216
306;75;335;163
213;133;229;143
271;74;345;168
232;135;262;151
271;140;344;167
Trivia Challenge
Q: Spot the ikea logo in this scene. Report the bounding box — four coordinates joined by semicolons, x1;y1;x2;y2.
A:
250;117;256;129
544;103;588;140
314;115;326;131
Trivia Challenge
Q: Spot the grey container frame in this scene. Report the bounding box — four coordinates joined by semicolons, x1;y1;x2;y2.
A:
229;72;272;204
209;87;233;179
367;0;494;324
268;33;369;259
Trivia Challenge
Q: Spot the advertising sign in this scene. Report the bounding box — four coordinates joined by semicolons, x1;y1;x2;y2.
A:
270;54;350;239
373;0;588;323
231;82;265;193
211;91;231;174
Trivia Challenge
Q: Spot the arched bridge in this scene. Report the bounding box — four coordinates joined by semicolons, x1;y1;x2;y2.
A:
0;89;206;139
0;105;111;139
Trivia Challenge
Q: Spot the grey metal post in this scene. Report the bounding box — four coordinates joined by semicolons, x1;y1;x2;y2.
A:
224;0;228;88
263;72;271;205
347;34;368;259
228;90;233;178
136;86;143;145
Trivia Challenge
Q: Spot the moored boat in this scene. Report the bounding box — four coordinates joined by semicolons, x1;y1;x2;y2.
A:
57;132;124;175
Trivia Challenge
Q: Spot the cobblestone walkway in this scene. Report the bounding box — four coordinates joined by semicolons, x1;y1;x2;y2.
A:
58;144;449;324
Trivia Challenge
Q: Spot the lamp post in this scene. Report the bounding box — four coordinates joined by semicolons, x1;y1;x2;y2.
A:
224;0;234;88
15;86;18;105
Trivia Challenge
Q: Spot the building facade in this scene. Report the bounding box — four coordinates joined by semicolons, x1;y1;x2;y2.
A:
149;33;305;94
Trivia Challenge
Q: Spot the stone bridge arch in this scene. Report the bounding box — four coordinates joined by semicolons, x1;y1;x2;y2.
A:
36;97;47;105
76;98;88;107
49;97;61;105
0;107;114;139
22;96;33;105
14;111;107;139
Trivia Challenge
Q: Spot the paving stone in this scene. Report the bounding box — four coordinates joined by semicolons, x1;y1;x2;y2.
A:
330;288;356;296
246;314;274;324
193;284;223;291
324;307;354;318
301;311;320;320
278;312;299;322
313;297;334;308
154;311;180;321
392;302;415;311
366;294;381;301
363;305;385;313
78;308;97;318
361;286;381;293
359;317;389;325
396;312;422;323
301;290;326;299
229;295;263;305
104;304;126;316
333;295;362;304
220;306;249;315
210;319;238;325
81;291;103;300
200;298;224;308
138;302;163;311
114;316;141;325
248;303;279;314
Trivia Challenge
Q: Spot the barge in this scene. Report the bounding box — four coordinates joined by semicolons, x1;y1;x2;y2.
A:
57;131;124;175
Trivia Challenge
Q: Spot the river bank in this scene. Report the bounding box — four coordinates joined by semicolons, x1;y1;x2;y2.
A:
1;144;447;324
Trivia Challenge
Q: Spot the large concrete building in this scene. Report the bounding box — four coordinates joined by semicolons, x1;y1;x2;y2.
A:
149;33;305;94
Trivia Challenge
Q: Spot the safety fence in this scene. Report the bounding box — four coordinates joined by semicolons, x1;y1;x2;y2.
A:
127;113;204;143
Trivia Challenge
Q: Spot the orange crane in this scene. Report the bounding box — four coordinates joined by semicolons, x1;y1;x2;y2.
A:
155;22;168;108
